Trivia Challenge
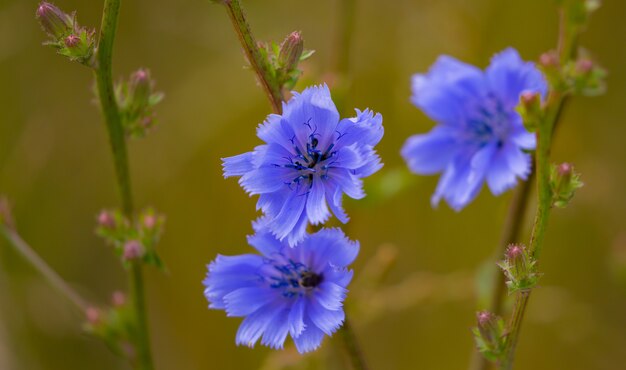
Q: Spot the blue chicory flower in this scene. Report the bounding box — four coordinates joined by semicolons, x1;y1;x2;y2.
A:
203;228;359;353
401;48;547;210
223;84;383;245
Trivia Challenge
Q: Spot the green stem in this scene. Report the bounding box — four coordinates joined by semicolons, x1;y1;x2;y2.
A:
95;0;153;369
222;0;284;114
339;317;369;370
0;225;88;312
468;171;534;370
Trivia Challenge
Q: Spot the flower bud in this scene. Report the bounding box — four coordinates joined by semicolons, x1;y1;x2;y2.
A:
550;162;583;208
472;311;505;362
575;59;594;74
129;69;152;107
64;34;80;48
85;306;101;325
123;240;144;261
517;91;542;132
279;31;304;72
97;210;116;229
36;2;74;38
112;291;126;307
539;51;559;69
497;244;540;294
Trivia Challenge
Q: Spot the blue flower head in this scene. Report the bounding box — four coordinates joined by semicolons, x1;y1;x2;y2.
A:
223;84;383;246
203;228;358;353
401;48;547;210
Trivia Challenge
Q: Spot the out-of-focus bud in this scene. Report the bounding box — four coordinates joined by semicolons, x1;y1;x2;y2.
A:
36;2;74;38
112;291;126;307
97;210;116;229
117;69;163;138
498;244;540;294
516;91;543;132
123;240;145;261
472;311;505;362
575;59;594;74
85;307;101;325
539;50;559;69
550;162;583;208
278;31;304;73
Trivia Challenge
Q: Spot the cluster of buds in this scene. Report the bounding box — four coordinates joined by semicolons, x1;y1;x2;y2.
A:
497;244;541;294
96;208;165;268
550;162;583;208
471;311;506;362
258;31;315;91
84;292;137;360
35;2;96;66
115;69;164;138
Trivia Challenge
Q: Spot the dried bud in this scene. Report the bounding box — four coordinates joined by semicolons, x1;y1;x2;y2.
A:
85;307;101;325
97;210;116;229
112;291;126;307
36;2;74;38
551;162;583;208
279;31;304;72
123;240;144;261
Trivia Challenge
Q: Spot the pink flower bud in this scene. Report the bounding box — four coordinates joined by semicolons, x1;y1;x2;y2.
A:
97;210;115;229
539;51;559;68
123;240;144;260
85;306;101;324
111;291;126;307
576;59;594;74
143;215;156;229
36;2;74;38
279;31;304;72
64;34;80;48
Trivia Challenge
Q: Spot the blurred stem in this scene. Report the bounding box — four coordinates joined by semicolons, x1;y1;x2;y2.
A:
0;224;88;312
339;317;369;370
220;0;283;114
95;0;154;369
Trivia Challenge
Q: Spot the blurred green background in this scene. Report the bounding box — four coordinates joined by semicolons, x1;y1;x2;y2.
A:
1;0;626;369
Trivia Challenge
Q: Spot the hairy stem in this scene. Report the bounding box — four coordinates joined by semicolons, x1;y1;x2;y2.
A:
222;0;283;114
0;225;88;312
339;317;369;370
95;0;154;368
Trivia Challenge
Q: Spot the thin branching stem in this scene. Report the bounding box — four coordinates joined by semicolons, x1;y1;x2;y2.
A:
95;0;154;368
0;224;89;312
221;0;283;114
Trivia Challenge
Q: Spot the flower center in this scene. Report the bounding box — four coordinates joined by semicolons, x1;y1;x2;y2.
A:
268;259;324;298
466;95;511;146
281;119;340;192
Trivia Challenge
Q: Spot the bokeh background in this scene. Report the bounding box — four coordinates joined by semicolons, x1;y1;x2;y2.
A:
1;0;626;369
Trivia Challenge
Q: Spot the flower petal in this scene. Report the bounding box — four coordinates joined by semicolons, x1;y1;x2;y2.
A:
401;126;458;175
306;177;330;225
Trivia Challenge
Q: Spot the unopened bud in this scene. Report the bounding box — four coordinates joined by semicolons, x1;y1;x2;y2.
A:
64;34;80;48
129;69;151;104
36;2;74;38
111;291;126;307
472;311;505;361
498;243;539;294
539;51;559;69
575;59;594;74
517;91;542;132
123;240;144;261
279;31;304;72
143;215;156;229
85;307;101;325
551;162;583;208
97;210;116;229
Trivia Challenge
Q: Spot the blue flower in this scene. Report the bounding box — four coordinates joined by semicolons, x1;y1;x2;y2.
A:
223;84;383;246
401;48;547;210
203;228;358;353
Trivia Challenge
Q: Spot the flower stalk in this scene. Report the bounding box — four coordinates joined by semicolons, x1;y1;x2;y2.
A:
218;0;284;114
94;0;154;368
